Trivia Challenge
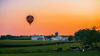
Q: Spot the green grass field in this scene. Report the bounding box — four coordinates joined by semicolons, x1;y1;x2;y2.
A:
0;40;59;45
0;40;100;56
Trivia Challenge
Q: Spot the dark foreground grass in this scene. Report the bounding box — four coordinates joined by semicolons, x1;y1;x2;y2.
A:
0;43;80;53
0;40;100;56
0;51;100;56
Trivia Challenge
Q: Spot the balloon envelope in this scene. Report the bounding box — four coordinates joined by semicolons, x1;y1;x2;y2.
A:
26;15;34;25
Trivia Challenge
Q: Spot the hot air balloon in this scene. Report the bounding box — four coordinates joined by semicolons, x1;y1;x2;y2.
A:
26;15;34;25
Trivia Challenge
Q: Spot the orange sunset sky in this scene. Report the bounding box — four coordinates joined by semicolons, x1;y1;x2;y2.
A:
0;0;100;35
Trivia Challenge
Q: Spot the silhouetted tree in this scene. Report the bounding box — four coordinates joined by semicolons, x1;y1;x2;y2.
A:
74;27;100;48
68;36;73;41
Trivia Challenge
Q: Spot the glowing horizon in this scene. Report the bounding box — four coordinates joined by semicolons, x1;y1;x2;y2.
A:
0;0;100;35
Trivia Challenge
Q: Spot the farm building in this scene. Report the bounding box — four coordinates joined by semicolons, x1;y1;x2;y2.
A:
31;35;45;40
51;36;69;41
46;32;69;41
31;32;70;41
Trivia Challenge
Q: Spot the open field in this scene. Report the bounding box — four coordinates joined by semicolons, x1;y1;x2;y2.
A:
0;40;59;45
0;40;100;56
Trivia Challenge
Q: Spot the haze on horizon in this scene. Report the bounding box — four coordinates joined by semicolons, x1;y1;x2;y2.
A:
0;0;100;35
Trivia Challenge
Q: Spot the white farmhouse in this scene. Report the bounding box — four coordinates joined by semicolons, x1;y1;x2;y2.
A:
31;35;45;40
51;32;69;41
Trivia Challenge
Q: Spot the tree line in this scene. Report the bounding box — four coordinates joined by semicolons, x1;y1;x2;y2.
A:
74;26;100;48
